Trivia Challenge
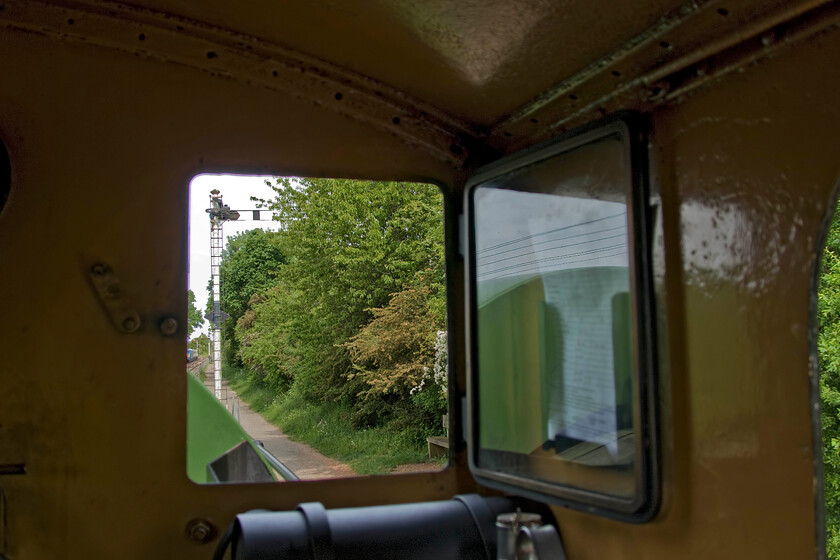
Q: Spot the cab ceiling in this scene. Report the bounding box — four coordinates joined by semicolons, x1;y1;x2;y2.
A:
8;0;833;166
122;0;687;124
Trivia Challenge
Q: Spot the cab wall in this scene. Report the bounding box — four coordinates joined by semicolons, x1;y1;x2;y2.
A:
0;6;837;560
0;29;463;559
552;21;840;560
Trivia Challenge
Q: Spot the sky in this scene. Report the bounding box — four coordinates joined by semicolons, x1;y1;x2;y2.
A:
188;174;282;335
474;188;628;280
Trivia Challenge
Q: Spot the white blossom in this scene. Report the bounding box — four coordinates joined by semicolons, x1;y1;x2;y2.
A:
411;330;448;397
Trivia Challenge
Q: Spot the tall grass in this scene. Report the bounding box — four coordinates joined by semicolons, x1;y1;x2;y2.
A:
223;364;437;475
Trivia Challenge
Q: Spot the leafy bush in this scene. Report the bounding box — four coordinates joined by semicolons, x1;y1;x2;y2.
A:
344;284;448;435
235;289;297;392
411;329;448;420
209;228;287;365
236;178;444;406
222;178;447;462
346;285;439;396
821;198;840;558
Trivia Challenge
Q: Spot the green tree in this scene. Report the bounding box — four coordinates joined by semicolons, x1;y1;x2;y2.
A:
240;178;444;414
821;198;840;558
190;332;210;357
187;290;204;337
236;287;299;391
216;228;287;364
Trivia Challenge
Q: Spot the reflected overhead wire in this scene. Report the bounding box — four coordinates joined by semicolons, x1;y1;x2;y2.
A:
477;211;626;254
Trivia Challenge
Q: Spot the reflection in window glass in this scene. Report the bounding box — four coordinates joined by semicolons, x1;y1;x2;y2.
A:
473;133;639;500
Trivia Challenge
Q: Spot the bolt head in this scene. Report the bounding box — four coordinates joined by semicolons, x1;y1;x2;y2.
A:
121;317;139;332
186;519;217;545
761;31;776;46
160;317;178;336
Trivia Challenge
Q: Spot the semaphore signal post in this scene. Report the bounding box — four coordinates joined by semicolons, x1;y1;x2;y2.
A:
205;189;274;401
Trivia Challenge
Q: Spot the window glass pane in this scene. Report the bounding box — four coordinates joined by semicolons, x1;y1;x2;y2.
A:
473;132;638;499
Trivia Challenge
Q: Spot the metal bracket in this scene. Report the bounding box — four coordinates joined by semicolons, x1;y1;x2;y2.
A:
88;263;142;333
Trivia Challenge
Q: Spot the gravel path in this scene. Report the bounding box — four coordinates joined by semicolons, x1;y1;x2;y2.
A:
201;360;356;480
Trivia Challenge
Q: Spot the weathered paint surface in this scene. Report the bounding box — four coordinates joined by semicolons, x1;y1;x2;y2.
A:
552;23;840;559
0;0;836;558
0;28;462;559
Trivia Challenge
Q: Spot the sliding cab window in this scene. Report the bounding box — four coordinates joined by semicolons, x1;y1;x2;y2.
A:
465;114;658;521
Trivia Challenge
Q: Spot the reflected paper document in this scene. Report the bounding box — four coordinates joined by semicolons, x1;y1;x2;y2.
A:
526;200;628;455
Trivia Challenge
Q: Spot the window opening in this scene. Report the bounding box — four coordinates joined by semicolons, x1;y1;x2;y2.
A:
818;195;840;557
186;175;448;484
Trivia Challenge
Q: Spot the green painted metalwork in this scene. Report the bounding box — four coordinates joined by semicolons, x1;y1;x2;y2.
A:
186;372;274;483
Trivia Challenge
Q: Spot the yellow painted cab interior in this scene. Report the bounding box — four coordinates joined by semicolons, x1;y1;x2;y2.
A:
0;0;838;558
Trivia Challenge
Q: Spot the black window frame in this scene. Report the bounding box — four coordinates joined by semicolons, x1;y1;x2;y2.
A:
464;111;660;522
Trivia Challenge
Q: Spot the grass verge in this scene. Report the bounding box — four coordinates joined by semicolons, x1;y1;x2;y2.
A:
223;364;444;475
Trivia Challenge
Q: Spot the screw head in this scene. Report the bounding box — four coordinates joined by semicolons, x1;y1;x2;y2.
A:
649;82;670;101
159;317;178;336
760;31;776;47
122;317;139;332
185;518;217;545
91;264;107;276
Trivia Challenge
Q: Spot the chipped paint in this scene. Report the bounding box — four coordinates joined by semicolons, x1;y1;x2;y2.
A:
0;0;476;167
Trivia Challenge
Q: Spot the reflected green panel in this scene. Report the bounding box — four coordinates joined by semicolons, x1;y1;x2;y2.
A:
478;276;546;453
612;291;632;432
